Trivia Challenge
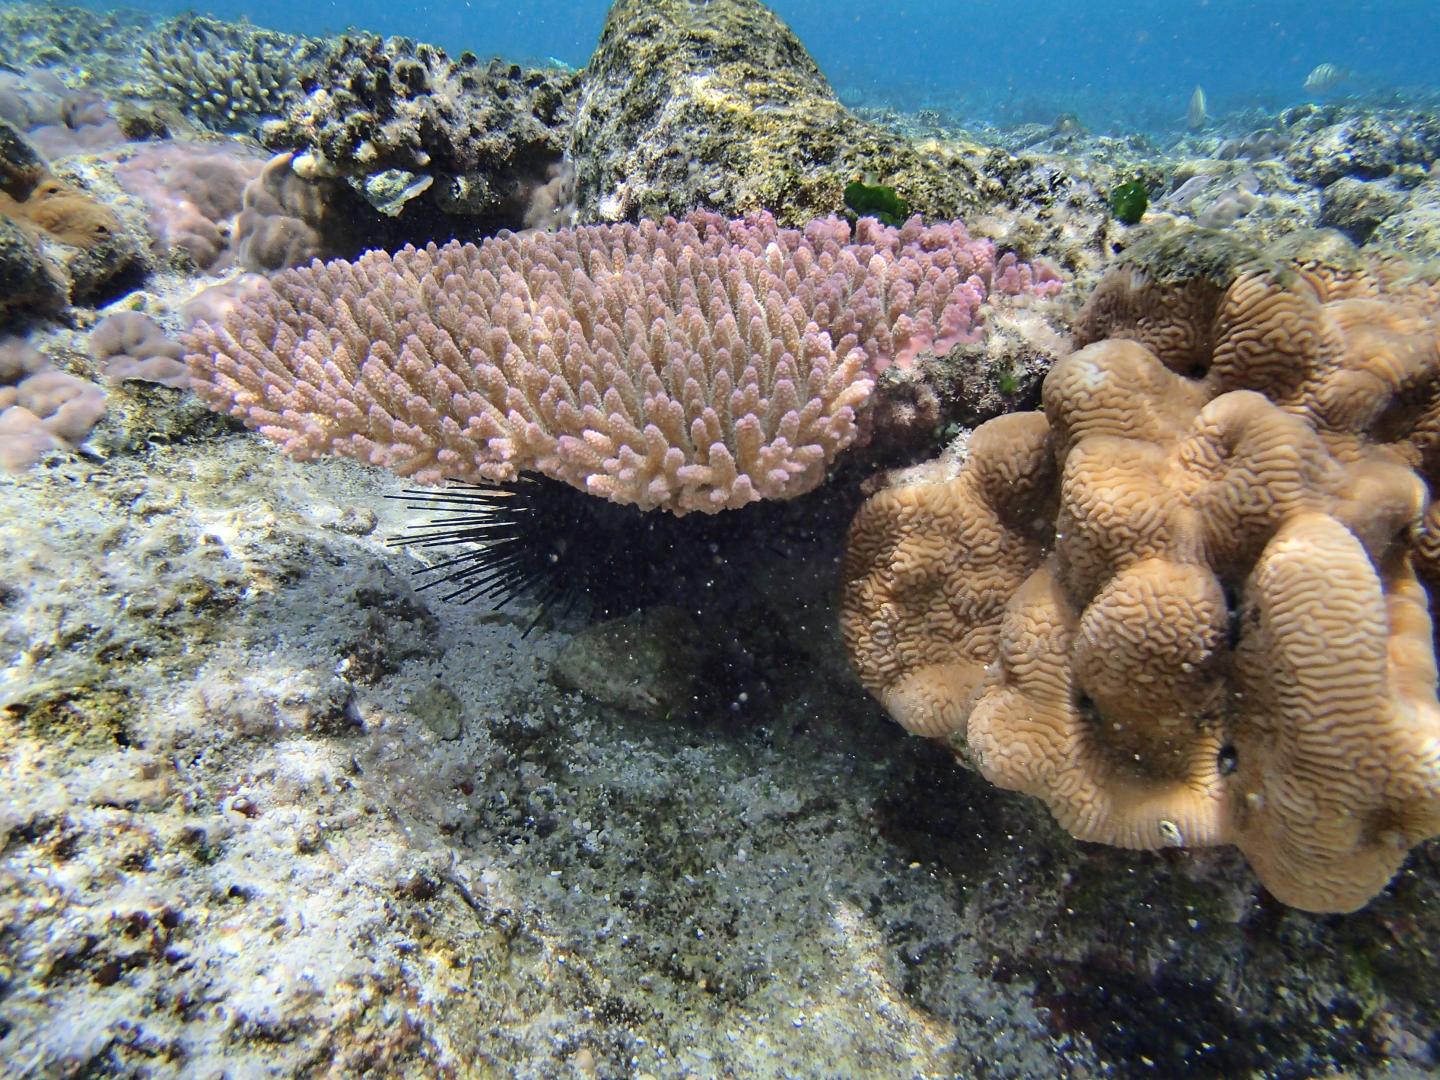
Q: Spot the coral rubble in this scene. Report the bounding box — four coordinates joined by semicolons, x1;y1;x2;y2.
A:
0;3;155;78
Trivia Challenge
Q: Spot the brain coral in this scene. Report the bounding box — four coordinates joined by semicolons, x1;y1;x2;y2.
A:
840;228;1440;912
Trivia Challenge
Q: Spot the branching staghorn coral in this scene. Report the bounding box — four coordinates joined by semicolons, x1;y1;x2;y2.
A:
840;229;1440;913
185;211;1048;514
142;14;325;133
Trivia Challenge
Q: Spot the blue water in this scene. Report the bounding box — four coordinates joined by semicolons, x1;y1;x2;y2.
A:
69;0;1440;131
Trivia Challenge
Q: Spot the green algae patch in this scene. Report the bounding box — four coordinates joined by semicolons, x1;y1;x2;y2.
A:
1108;180;1149;224
844;180;910;225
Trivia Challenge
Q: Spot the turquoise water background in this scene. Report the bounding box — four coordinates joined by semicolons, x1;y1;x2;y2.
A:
75;0;1440;129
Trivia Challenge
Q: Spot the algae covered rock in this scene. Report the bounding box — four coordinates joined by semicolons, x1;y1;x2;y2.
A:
0;172;144;311
0;215;64;320
1318;176;1407;243
0;117;46;194
551;607;706;719
1370;178;1440;260
1285;110;1440;187
570;0;986;224
260;33;579;237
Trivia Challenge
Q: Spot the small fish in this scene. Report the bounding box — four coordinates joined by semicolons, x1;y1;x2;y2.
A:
1303;62;1348;96
1186;85;1207;130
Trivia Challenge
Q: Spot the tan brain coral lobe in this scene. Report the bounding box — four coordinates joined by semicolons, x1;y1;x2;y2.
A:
840;227;1440;912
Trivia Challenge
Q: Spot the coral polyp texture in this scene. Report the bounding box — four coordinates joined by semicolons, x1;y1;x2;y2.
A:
142;14;325;133
839;228;1440;913
185;211;1046;514
0;335;106;471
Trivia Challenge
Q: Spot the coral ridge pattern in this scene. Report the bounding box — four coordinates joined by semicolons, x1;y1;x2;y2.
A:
840;237;1440;912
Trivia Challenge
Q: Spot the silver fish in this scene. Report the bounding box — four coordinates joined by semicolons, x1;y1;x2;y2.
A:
1303;62;1348;95
1187;85;1208;130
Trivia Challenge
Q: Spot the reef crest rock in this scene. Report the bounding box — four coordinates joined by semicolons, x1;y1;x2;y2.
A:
571;0;985;225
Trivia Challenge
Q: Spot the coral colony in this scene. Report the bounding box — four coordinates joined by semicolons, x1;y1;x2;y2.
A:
842;231;1440;912
184;212;1058;513
5;0;1440;1072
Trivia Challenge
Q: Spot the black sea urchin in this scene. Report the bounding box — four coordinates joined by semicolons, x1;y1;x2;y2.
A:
387;475;731;624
